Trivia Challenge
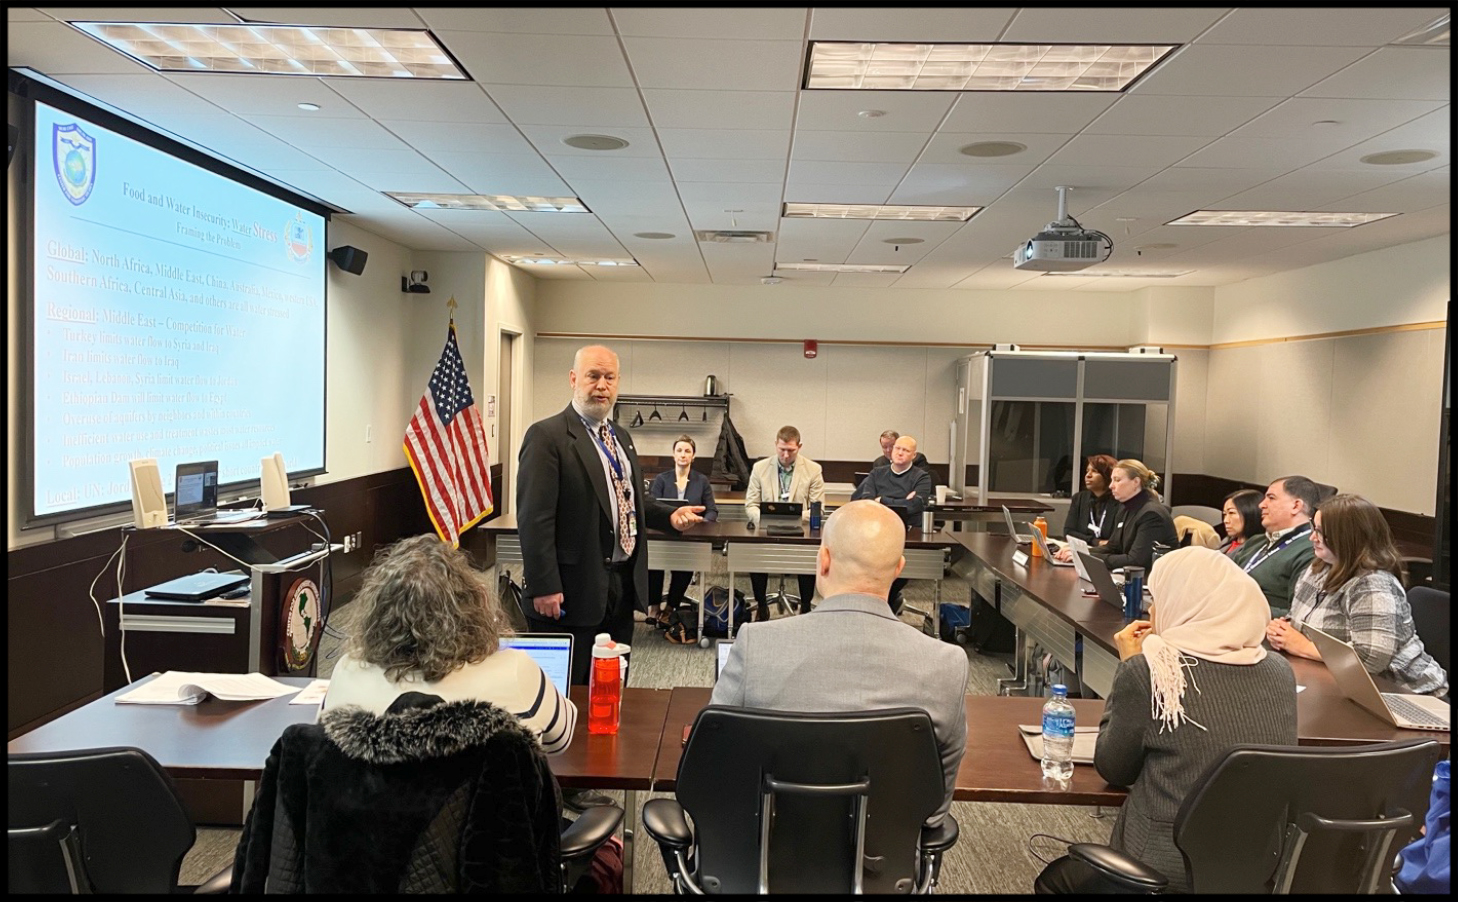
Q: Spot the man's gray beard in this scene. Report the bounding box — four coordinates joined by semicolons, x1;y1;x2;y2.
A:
579;397;612;420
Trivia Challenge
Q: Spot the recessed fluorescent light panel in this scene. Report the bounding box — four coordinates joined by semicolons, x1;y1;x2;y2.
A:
503;256;639;267
386;193;589;213
805;42;1176;91
1167;210;1400;227
1043;270;1193;278
784;203;980;222
775;263;910;274
69;22;467;79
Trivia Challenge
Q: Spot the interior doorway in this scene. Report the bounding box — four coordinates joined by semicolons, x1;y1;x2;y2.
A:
496;329;518;516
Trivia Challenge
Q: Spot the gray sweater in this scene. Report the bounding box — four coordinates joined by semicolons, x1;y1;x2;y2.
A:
1095;653;1298;892
851;464;932;517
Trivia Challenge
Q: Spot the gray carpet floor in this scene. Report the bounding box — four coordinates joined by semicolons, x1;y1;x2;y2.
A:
181;571;1113;893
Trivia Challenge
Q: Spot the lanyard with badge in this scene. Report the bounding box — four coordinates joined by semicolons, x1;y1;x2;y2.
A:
1242;523;1312;573
1088;505;1108;538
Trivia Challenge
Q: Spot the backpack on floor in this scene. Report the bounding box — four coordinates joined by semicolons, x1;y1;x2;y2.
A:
965;593;1016;654
701;585;748;638
938;603;972;645
664;604;699;645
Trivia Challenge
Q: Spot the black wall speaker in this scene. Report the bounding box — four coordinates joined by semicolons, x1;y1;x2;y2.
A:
327;245;368;275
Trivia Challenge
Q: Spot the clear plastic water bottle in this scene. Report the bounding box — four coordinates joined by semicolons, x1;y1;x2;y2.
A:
1041;684;1076;782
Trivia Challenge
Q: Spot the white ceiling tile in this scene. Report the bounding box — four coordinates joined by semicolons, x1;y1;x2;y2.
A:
244;114;408;150
772;271;838;286
435;31;634;86
1176;134;1365;170
612;7;808;39
807;8;1016;42
1301;48;1450;101
681;201;781;232
917;131;1069;166
1232;98;1445;141
587;265;653;282
224;7;426;27
792;130;931;164
829;272;901;288
1084;94;1281;137
1303;108;1451;171
700;242;777;276
941;93;1118;134
788;160;911;187
50;73;223;123
12;7;58;20
135;111;281;155
361;214;484;251
568;180;685;217
1313;169;1450;213
422;153;571;195
795;91;956;132
519;124;662;157
1046;134;1208;170
887;163;1035;205
220;139;333;172
415;8;614;34
1132;44;1374;97
163;73;366;118
323;79;507;124
658;128;790;160
547;154;672;182
677;182;784;206
1215;168;1412;210
775;217;872;261
349;168;470;193
485;85;649;127
1003;6;1230;43
624;37;804;91
298;146;440;175
254;169;374;208
11;21;158;74
642;89;796;130
1196;8;1446;47
787;184;897;205
953;262;1046;290
669;158;788;183
37;7;236;24
385;120;536;154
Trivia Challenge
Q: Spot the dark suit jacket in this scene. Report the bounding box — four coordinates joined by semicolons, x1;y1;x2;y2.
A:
648;469;719;521
516;404;677;627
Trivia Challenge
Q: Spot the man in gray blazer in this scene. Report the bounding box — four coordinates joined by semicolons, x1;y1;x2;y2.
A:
711;500;969;826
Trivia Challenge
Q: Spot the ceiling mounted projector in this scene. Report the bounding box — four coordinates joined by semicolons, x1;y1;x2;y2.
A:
1012;186;1113;272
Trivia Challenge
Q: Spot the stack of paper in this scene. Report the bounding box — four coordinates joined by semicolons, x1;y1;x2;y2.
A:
116;671;299;705
1017;723;1100;765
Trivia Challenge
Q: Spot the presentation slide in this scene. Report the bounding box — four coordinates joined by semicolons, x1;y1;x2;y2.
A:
30;99;327;520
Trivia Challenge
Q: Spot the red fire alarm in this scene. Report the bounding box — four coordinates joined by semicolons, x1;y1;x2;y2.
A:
804;340;818;359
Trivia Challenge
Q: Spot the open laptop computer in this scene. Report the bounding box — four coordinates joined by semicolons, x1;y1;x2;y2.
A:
1000;505;1036;546
1304;625;1450;731
1075;550;1151;615
144;570;251;601
499;634;574;697
1028;525;1072;566
173;460;257;525
1065;535;1093;582
760;501;804;535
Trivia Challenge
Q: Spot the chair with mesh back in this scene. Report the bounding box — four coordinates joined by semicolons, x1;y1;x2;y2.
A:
9;747;198;894
642;705;959;894
1407;585;1450;674
1047;738;1441;894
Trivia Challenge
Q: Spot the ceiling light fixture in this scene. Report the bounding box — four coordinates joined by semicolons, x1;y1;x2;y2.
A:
562;134;630;151
959;141;1027;157
882;237;925;244
784;202;980;222
1359;149;1439;165
502;256;639;267
386;192;589;213
296;102;320;112
69;21;467;78
775;262;910;273
857;109;887;118
1167;210;1400;227
805;41;1177;91
1042;270;1192;278
632;232;676;239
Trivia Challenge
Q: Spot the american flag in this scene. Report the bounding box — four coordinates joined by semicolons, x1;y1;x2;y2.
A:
404;322;493;546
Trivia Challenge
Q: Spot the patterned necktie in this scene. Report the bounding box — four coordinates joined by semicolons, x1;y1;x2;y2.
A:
599;423;635;558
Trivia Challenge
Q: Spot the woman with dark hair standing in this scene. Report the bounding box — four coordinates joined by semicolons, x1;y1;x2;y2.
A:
1220;488;1264;558
647;435;718;627
323;535;576;754
1267;494;1447;697
1057;459;1176;571
1062;453;1120;545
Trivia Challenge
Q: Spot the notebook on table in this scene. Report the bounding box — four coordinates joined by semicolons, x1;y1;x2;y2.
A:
499;634;574;697
1304;625;1450;732
143;571;251;601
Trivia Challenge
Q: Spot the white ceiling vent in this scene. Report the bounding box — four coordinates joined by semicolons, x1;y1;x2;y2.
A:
694;229;775;244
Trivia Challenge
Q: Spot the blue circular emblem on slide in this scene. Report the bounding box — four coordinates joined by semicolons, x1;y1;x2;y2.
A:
53;122;96;206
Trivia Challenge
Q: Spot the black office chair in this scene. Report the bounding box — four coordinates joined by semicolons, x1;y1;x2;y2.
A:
1043;738;1441;894
642;705;959;894
1407;585;1450;674
9;747;200;893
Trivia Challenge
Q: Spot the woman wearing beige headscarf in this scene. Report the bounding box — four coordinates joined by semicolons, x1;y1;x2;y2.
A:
1034;547;1299;894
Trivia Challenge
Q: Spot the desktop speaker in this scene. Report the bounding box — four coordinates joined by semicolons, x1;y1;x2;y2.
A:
260;452;291;512
327;245;368;275
129;458;168;528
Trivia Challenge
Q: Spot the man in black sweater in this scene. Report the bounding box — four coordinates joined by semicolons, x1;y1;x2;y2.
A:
869;429;939;490
853;435;933;614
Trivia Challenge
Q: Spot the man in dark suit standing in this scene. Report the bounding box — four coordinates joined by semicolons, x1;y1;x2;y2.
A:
517;345;704;686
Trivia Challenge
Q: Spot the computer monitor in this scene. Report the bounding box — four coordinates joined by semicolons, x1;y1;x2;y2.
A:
173;460;219;522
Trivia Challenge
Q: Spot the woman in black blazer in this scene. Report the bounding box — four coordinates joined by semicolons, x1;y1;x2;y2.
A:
1082;459;1177;572
1062;453;1121;545
647;435;718;626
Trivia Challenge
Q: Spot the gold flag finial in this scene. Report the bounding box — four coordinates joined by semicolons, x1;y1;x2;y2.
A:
447;296;458;311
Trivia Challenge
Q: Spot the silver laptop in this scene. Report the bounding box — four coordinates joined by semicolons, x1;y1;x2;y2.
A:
1304;625;1450;731
715;639;734;682
143;570;250;601
1028;526;1072;566
1075;551;1128;610
500;634;574;697
173;460;257;525
1000;505;1034;545
1065;535;1093;582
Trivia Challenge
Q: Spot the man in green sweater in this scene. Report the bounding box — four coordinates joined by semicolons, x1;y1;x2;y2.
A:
1231;475;1321;617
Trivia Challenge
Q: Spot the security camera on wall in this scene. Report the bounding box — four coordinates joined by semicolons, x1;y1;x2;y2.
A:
402;270;431;293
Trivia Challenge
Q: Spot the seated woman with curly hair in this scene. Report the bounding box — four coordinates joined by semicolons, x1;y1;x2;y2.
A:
323;534;576;754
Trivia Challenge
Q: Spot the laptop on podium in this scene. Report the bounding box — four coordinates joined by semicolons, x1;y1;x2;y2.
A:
1305;625;1450;731
173;460;256;525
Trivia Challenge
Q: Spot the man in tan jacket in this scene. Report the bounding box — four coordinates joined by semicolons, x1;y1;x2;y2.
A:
743;425;825;619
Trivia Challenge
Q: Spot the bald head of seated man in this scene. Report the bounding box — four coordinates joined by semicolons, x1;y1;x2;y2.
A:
710;500;970;826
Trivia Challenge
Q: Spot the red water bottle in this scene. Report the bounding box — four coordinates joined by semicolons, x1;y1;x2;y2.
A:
588;633;626;734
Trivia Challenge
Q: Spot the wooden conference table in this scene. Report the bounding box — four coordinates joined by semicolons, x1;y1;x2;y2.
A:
949;531;1450;748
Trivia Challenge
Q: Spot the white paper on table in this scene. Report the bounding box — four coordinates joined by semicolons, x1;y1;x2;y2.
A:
290;679;330;705
116;671;298;705
1297;685;1306;693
